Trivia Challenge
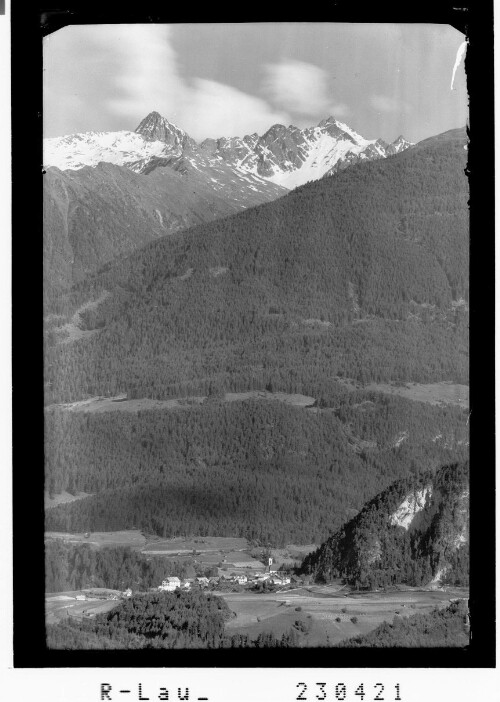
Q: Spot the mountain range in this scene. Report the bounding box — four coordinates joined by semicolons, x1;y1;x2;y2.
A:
44;127;468;403
43;112;412;293
43;124;469;553
44;110;412;187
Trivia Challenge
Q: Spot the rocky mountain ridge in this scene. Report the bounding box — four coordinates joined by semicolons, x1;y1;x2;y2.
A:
44;111;412;190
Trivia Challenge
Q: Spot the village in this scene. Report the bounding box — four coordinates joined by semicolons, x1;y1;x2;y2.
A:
157;558;292;593
44;554;299;626
64;557;293;603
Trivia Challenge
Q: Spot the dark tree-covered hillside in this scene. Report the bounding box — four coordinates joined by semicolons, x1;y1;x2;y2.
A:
45;540;199;593
46;590;231;649
301;461;469;587
45;397;469;546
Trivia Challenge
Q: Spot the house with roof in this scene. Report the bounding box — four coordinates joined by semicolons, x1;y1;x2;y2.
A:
269;575;291;585
158;577;181;591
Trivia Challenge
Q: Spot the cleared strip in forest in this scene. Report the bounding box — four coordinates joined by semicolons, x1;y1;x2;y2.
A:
51;390;317;414
364;381;469;408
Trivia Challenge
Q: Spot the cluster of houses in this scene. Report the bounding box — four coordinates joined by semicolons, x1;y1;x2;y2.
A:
158;568;291;593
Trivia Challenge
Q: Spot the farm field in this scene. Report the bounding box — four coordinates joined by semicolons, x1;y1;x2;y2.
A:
268;545;318;566
44;490;92;509
44;531;266;571
219;585;469;647
45;530;148;548
49;390;317;414
46;590;121;625
364;381;469;408
141;536;248;553
47;383;469;417
44;531;312;572
333;377;469;408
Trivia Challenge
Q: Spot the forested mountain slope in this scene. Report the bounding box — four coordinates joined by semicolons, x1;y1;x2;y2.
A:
44;127;469;546
44;127;468;404
43;158;286;295
44;393;469;545
301;461;469;587
43;111;413;293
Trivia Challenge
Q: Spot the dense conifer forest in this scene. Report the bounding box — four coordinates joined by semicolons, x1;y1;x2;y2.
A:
45;540;208;593
45;396;468;545
46;590;231;649
301;461;469;587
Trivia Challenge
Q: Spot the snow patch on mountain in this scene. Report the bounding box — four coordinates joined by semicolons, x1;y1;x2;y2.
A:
43;131;174;171
265;131;369;188
44;112;413;192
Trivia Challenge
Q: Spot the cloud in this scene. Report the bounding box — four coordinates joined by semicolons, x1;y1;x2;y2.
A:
370;94;409;113
263;59;344;119
183;79;289;139
329;102;350;118
45;24;290;140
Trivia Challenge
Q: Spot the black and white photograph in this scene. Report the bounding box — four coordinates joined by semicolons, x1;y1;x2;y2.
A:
38;19;476;654
6;4;497;690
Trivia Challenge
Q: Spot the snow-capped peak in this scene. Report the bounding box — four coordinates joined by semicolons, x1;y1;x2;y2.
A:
134;111;196;150
390;135;413;153
43;112;413;189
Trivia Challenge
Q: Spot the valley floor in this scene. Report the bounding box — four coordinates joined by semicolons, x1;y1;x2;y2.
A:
45;584;468;647
219;585;469;647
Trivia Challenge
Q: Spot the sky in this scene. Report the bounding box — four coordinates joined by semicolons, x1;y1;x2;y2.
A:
43;23;468;144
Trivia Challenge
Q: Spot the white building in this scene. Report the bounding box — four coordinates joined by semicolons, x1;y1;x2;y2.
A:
234;575;247;584
159;577;181;591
